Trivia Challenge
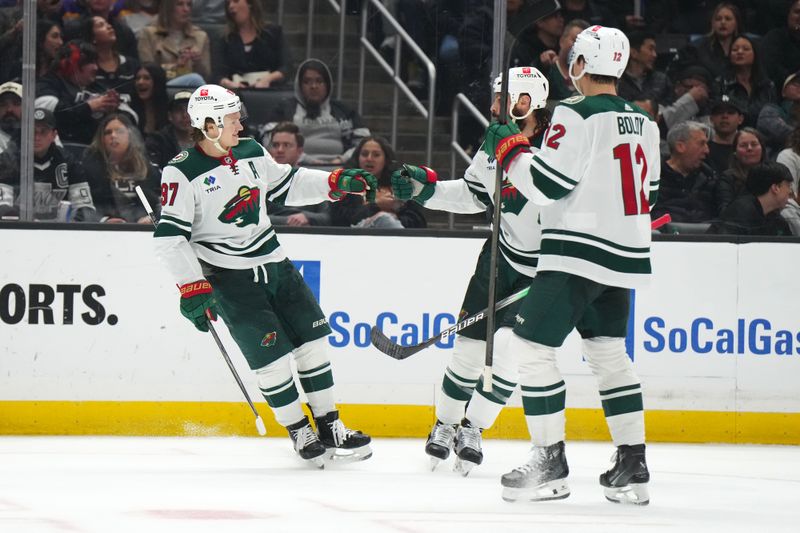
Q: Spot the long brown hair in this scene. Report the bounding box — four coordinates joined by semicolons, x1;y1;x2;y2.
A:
88;113;151;181
224;0;268;36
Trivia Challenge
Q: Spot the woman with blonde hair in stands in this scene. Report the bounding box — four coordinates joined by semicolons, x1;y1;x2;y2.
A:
715;127;767;213
137;0;211;87
687;2;742;80
216;0;290;89
82;113;162;223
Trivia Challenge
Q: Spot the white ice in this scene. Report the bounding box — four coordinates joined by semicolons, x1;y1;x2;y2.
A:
0;436;798;533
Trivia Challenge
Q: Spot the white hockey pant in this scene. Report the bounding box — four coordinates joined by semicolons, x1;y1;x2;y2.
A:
582;337;644;446
254;338;335;427
437;328;518;429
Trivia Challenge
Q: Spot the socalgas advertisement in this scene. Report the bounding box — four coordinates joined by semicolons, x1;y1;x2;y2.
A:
0;228;798;442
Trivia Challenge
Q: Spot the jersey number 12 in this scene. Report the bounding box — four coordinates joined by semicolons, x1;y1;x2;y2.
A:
613;143;649;215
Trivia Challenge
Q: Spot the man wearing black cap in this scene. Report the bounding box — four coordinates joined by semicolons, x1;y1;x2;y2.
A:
709;162;793;236
708;95;745;173
145;90;193;169
0;108;98;221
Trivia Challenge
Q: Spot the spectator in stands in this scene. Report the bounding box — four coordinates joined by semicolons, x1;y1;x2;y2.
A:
83;112;161;222
510;8;564;70
265;122;332;227
63;0;139;60
138;0;211;86
118;0;158;35
777;127;800;192
0;0;64;82
37;41;138;144
0;108;98;221
685;2;742;80
145;90;193;168
331;136;426;228
715;127;767;213
0;81;21;148
216;0;289;90
709;162;793;236
707;95;745;174
82;15;140;98
660;65;712;131
618;30;671;106
132;64;169;135
539;18;588;100
35;20;64;78
717;35;776;128
758;71;800;156
653;121;719;223
606;0;669;33
262;58;370;165
762;0;800;95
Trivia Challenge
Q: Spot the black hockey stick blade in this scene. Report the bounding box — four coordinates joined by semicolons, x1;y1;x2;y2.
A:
370;286;531;360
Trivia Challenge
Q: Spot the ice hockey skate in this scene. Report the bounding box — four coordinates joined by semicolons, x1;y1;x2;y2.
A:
287;417;327;468
501;441;570;502
424;420;457;470
314;410;372;464
453;419;483;476
599;444;650;505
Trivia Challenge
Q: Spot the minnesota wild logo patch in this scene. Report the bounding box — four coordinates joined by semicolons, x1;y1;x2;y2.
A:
218;186;260;227
169;150;189;164
260;331;277;347
500;180;527;215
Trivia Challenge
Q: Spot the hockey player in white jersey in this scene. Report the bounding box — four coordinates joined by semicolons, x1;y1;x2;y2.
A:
483;27;660;504
153;85;377;466
390;67;550;475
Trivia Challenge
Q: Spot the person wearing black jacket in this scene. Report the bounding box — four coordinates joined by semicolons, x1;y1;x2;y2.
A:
145;90;193;169
0;108;98;221
652;121;719;223
35;41;138;144
709;162;793;235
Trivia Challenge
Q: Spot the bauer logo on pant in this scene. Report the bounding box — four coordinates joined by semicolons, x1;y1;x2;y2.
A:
260;331;277;347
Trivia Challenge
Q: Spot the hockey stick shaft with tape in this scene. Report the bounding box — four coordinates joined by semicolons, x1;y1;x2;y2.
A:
135;186;267;436
370;212;672;361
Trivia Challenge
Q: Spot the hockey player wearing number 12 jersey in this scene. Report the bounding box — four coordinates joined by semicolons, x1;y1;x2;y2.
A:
391;67;550;476
152;84;376;466
485;27;661;505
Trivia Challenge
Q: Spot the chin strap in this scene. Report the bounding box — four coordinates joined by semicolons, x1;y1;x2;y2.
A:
569;62;587;96
202;126;227;154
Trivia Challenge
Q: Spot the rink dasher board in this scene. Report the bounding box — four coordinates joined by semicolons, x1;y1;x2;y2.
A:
0;228;798;444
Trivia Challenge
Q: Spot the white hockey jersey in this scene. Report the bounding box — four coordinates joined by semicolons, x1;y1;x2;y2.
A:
153;138;332;284
424;146;542;278
505;94;661;288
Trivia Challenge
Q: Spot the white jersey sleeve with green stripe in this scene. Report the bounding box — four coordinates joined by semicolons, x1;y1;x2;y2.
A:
153;138;333;284
505;94;661;288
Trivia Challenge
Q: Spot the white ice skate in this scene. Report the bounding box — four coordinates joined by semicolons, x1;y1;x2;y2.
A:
501;441;570;502
424;421;457;471
453;419;483;477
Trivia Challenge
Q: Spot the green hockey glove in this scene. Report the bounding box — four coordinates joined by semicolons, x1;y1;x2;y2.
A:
328;168;379;202
390;164;437;204
179;280;217;332
483;121;531;171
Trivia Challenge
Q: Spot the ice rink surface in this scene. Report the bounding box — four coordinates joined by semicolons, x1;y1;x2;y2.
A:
0;436;798;533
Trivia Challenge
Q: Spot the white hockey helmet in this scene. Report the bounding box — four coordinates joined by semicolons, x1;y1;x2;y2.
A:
187;84;241;130
568;25;629;92
493;67;549;120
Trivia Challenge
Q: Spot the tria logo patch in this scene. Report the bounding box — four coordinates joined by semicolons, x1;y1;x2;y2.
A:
260;331;277;347
218;186;260;227
204;176;216;186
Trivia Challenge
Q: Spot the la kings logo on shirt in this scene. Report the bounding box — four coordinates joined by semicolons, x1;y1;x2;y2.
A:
218;186;260;227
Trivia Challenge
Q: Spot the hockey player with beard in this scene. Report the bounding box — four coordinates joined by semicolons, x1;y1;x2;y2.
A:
390;67;550;476
484;26;660;505
153;84;376;466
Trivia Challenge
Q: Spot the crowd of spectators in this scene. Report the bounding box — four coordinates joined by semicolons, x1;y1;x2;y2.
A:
0;0;799;236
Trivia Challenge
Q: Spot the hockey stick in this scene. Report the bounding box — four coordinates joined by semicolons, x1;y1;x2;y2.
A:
370;213;671;361
135;186;267;436
482;0;561;391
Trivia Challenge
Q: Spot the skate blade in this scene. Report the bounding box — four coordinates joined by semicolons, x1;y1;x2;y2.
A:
501;479;570;502
429;457;443;471
325;445;373;465
604;483;649;505
453;458;477;477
